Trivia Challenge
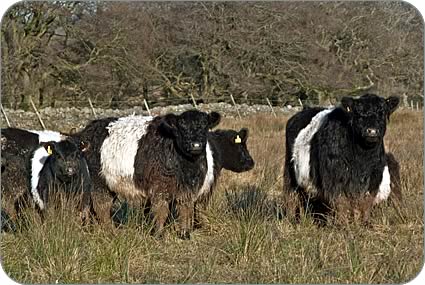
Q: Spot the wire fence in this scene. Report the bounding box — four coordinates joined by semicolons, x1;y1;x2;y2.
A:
0;96;309;109
2;93;422;110
0;94;423;130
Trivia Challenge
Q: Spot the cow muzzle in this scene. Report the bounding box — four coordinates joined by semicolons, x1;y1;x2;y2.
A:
189;142;204;155
66;167;77;176
364;128;380;143
366;128;379;137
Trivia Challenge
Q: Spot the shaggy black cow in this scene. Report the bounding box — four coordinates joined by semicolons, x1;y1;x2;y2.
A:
25;140;94;221
111;127;255;228
193;128;255;226
1;128;94;222
283;94;400;224
73;110;221;239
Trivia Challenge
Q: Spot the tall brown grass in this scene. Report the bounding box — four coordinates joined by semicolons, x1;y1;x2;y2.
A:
1;110;423;283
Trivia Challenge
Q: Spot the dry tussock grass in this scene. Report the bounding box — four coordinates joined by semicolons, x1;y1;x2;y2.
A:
1;110;423;284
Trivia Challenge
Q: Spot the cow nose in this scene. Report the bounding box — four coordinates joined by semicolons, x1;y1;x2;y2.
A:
190;142;203;151
67;167;75;175
245;158;255;170
366;128;378;137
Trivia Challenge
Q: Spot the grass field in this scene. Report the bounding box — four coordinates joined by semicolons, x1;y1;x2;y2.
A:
1;110;423;284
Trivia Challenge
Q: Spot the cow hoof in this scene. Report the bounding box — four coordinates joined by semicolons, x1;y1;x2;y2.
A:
193;221;203;230
178;231;191;240
150;229;165;239
155;232;164;240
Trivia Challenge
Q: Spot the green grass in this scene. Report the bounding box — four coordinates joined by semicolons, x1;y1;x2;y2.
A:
1;111;423;283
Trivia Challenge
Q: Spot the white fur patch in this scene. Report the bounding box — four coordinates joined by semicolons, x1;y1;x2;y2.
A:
28;130;66;207
196;142;214;200
28;130;64;143
292;108;334;192
31;147;49;209
374;166;391;204
100;115;153;198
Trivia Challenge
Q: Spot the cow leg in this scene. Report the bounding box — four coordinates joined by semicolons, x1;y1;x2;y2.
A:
176;201;194;240
1;209;16;233
150;198;169;238
14;191;31;222
14;192;29;215
109;191;121;223
282;162;305;223
35;183;51;222
194;201;207;229
350;199;362;225
79;191;98;225
282;189;298;222
282;164;297;222
333;195;350;226
359;194;375;226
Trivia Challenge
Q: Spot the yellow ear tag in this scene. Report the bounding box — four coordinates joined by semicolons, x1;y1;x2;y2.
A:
235;135;242;144
47;145;53;155
346;106;351;112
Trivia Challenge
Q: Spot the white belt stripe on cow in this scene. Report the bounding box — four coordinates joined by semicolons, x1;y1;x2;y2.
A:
197;142;214;200
29;130;64;209
291;108;392;202
30;147;49;209
375;165;391;204
292;108;333;189
100;115;153;194
29;130;64;143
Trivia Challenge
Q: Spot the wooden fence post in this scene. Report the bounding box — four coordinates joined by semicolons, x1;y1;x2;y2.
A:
190;93;198;109
266;97;277;118
230;94;242;119
88;97;97;118
1;105;11;127
143;99;152;116
29;97;46;130
298;98;303;108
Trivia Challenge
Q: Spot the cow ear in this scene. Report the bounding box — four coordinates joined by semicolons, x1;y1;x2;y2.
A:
208;112;221;129
159;114;178;137
341;96;354;113
238;128;249;143
386;96;400;117
79;141;90;153
69;127;78;135
42;142;56;156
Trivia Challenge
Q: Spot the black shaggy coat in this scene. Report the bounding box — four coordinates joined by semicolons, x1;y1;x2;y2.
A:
72;110;221;239
134;115;209;201
72;117;117;195
33;140;94;221
1;154;27;213
310;108;386;201
131;127;255;229
194;128;255;226
284;94;400;223
1;128;39;158
1;128;95;224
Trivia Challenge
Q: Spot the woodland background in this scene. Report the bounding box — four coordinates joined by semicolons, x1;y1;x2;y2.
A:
1;1;423;110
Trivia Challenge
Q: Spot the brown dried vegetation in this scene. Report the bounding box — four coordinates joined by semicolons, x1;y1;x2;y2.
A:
1;110;423;284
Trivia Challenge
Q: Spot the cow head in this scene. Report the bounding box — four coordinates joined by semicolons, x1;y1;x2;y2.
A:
341;94;399;147
212;128;255;172
159;110;221;158
42;139;89;180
